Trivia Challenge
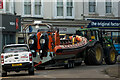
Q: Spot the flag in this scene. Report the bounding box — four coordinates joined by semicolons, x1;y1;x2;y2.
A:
29;25;33;32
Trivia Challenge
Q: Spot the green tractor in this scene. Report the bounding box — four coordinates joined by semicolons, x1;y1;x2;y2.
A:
76;28;118;65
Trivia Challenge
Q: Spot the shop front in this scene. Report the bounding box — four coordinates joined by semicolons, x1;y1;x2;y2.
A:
0;14;21;53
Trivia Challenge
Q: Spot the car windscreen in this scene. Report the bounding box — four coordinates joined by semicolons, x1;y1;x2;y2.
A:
3;46;29;53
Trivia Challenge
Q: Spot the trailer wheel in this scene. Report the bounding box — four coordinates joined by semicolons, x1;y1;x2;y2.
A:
75;59;82;66
64;63;70;69
69;62;73;68
2;69;7;77
85;44;103;65
71;62;75;68
105;48;117;65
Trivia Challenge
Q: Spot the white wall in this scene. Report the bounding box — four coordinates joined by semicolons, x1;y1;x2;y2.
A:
118;1;120;17
15;1;23;15
43;1;53;19
83;2;89;16
97;2;105;16
112;2;119;17
74;2;83;20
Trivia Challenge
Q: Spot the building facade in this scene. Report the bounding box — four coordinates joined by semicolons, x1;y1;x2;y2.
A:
14;0;120;19
1;0;118;44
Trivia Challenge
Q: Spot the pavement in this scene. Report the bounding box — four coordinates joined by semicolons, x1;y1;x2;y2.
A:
104;64;120;78
104;55;120;79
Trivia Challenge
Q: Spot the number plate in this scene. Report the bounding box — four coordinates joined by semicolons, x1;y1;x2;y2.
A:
12;63;22;67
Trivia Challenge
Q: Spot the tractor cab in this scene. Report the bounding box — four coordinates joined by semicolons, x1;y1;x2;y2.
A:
76;28;100;42
76;28;114;48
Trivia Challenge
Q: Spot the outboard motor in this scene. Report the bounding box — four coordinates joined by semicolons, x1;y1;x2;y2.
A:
28;34;37;57
39;32;49;59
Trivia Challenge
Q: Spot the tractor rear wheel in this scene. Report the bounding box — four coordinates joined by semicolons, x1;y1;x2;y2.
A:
104;48;117;65
84;44;103;65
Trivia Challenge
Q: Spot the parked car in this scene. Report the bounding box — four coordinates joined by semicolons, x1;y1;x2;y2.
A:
1;44;34;77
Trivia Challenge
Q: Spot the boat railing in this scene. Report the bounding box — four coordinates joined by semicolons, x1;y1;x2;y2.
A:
60;39;84;45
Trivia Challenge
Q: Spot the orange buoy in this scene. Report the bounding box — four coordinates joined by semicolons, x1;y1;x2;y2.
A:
76;36;82;42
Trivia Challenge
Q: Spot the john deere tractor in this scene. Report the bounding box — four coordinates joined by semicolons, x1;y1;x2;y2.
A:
76;28;118;65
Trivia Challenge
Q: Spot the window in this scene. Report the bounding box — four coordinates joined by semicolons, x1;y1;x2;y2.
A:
56;0;74;18
24;0;31;15
2;34;15;47
23;0;43;17
3;46;28;53
57;0;63;16
35;0;41;15
6;0;10;12
5;0;14;14
89;0;96;13
67;0;73;16
106;0;112;13
18;37;25;44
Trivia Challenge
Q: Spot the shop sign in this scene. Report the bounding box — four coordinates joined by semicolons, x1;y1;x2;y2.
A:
59;28;67;31
10;22;15;26
16;18;19;30
1;14;21;32
0;0;3;9
87;19;120;29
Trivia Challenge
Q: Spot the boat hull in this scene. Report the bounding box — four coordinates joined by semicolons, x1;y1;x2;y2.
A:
54;44;87;60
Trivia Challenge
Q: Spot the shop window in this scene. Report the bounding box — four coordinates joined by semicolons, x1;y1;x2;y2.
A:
10;34;15;44
18;37;25;44
89;0;96;13
2;34;6;46
112;32;120;44
2;34;15;47
35;0;42;15
24;0;31;15
106;0;112;13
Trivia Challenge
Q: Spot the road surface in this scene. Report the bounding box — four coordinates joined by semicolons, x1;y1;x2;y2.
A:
1;63;119;79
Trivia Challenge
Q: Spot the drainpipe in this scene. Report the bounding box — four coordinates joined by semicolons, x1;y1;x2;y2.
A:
83;0;85;20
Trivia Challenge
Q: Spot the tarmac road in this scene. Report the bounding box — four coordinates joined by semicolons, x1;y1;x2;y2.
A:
1;55;120;80
1;63;119;79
